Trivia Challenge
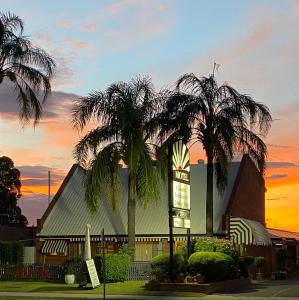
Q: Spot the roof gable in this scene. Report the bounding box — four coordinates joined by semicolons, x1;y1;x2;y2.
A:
38;161;242;237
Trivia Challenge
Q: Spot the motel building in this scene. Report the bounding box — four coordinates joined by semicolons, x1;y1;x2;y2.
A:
35;153;299;276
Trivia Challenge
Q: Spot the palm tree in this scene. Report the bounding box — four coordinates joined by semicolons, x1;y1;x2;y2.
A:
72;76;163;253
159;72;272;236
0;12;55;125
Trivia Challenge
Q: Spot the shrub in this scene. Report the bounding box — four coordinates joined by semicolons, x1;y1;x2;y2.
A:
188;251;237;282
94;253;130;282
151;252;186;278
194;237;238;260
118;243;134;258
0;241;24;264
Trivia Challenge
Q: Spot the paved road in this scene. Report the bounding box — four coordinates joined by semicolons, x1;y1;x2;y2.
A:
212;277;299;298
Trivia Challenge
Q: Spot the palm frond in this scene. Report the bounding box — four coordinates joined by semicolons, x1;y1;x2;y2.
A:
135;143;163;207
234;126;267;173
85;143;122;211
73;126;118;167
0;12;23;34
0;12;55;124
72;91;106;130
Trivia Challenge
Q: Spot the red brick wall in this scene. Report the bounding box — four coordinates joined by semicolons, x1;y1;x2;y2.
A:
228;156;266;224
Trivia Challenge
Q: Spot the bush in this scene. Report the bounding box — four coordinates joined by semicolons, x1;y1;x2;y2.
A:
0;241;24;264
188;251;237;282
94;253;130;282
118;243;134;257
151;252;186;278
194;237;238;260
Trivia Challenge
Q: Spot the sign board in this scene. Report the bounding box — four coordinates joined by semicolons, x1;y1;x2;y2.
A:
86;259;100;288
171;141;191;228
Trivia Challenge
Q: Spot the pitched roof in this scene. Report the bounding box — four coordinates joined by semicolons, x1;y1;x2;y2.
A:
267;228;299;241
37;160;241;237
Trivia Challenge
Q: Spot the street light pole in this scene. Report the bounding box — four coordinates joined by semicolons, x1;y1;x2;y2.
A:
167;143;174;282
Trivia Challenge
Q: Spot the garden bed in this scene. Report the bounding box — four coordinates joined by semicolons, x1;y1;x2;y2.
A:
145;277;251;294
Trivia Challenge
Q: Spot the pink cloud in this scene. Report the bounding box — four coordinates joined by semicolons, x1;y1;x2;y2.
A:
35;33;51;42
97;0;172;50
82;23;97;32
59;19;72;28
63;39;89;49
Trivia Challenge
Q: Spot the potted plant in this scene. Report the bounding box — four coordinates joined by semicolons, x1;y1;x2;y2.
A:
64;263;76;284
254;256;265;281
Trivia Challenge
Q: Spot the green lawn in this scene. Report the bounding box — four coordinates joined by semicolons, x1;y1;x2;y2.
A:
0;280;204;297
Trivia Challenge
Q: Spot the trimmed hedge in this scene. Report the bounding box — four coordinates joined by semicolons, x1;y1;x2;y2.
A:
188;251;237;282
151;252;186;277
94;253;130;282
0;241;24;264
194;237;238;260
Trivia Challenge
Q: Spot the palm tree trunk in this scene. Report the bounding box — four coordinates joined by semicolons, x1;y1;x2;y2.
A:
206;151;214;236
127;174;136;258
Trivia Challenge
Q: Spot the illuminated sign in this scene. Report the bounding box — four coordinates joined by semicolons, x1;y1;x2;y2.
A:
171;141;191;228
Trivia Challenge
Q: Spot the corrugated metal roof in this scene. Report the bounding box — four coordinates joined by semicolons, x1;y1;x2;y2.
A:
40;167;118;236
243;218;271;245
38;162;240;237
267;228;299;241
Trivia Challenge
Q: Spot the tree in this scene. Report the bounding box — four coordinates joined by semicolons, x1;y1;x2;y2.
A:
72;76;163;253
0;156;28;227
158;72;272;236
0;12;56;125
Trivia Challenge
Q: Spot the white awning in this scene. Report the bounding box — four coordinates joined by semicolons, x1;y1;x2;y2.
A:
41;239;68;255
230;216;271;245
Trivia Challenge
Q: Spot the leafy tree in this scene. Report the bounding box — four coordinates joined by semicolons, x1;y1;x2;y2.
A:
72;76;163;253
0;156;28;227
0;12;56;125
158;72;272;236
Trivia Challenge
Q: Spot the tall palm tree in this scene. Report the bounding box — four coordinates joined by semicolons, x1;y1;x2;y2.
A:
159;73;272;236
0;12;55;125
72;76;163;253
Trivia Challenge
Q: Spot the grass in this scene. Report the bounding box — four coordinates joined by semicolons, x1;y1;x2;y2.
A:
0;280;205;297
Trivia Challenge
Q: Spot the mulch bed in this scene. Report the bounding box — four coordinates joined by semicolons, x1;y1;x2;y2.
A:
145;277;251;294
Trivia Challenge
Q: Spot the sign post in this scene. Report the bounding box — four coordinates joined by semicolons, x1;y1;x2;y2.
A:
168;141;191;281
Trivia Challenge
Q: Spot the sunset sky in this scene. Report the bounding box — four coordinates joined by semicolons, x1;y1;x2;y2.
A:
0;0;298;231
